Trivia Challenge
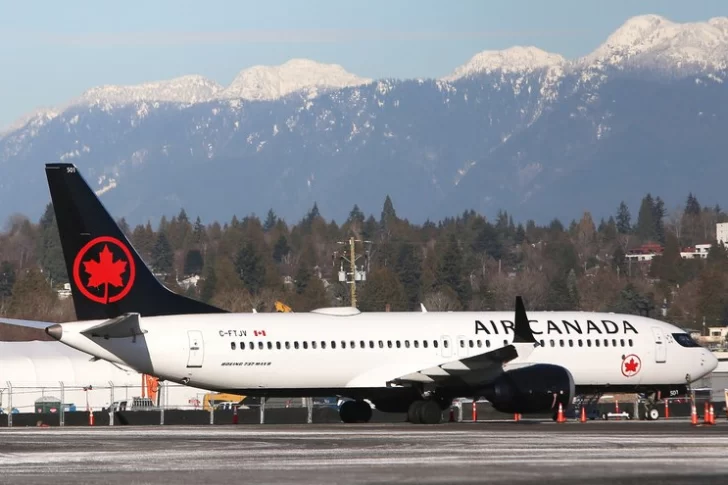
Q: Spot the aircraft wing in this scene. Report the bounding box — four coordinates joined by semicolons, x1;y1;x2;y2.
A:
389;297;539;388
81;313;145;339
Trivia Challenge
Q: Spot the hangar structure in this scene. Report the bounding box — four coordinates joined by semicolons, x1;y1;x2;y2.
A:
0;340;210;413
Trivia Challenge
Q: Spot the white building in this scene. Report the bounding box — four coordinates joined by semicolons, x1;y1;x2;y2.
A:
681;244;712;259
0;341;211;413
718;223;728;247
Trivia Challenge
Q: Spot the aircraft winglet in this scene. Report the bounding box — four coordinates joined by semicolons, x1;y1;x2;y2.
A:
513;296;537;344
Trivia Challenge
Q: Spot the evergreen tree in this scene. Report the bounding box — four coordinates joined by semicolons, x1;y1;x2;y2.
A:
616;201;631;234
272;235;291;263
234;242;266;295
612;246;626;275
37;203;67;285
636;194;656;241
515;224;526;245
263;209;278;232
193;217;206;244
649;232;682;284
359;267;407;311
151;232;174;274
685;193;701;215
348;204;365;225
610;283;656;316
294;263;312;295
199;260;217;303
653;196;666;243
183;249;204;276
436;234;470;306
394;244;423;310
471;222;503;260
380;195;397;229
117;218;131;238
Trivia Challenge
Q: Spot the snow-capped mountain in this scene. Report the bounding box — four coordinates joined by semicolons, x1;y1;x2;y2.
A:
442;46;566;80
579;15;728;73
222;59;372;101
1;15;727;226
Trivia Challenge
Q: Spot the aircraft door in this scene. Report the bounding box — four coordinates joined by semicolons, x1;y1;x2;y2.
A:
440;336;452;359
651;327;666;363
187;330;204;368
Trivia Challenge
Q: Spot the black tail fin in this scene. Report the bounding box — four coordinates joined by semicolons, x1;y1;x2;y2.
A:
45;163;227;320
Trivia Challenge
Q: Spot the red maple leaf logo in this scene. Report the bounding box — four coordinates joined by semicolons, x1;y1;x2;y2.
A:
82;245;128;302
624;358;639;374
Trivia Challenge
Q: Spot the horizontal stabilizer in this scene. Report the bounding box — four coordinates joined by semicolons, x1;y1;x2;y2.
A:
0;318;51;330
81;313;145;339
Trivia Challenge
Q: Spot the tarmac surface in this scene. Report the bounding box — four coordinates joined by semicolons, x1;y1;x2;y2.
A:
1;420;728;484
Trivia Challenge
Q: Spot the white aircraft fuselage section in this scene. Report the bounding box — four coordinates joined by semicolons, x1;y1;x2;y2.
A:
53;310;717;396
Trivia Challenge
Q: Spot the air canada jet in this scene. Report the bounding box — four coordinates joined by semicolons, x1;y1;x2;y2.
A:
2;163;718;424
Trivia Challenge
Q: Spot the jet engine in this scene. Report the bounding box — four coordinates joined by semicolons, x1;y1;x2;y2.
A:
480;364;575;414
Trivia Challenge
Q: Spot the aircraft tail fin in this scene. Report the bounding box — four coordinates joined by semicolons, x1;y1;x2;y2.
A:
45;163;227;320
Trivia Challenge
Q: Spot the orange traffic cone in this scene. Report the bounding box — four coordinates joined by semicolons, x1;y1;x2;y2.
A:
88;407;94;426
449;407;455;422
664;400;669;419
232;405;239;425
709;404;715;425
556;403;566;423
580;406;587;423
514;413;520;422
614;400;621;420
472;401;477;422
691;403;698;426
704;402;710;424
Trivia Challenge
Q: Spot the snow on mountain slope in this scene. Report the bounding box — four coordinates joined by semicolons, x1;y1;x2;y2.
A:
221;59;372;100
75;75;224;107
580;15;728;72
442;46;566;80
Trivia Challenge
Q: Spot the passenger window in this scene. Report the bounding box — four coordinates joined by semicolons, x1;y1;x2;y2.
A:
503;340;507;346
369;341;375;348
285;342;290;349
595;340;600;347
249;342;254;350
379;341;384;348
459;340;464;348
350;341;355;349
259;342;264;350
628;339;633;347
360;340;365;348
539;340;544;347
405;341;410;348
578;340;582;347
231;342;236;350
433;340;439;348
267;342;273;350
468;340;474;348
414;341;419;348
476;340;482;348
620;339;625;347
444;340;449;348
294;342;299;349
568;340;573;347
241;341;245;350
603;339;608;347
612;339;617;347
331;341;336;349
321;341;326;349
387;341;392;348
341;341;346;349
559;340;564;347
303;342;308;349
587;340;591;347
486;340;491;348
312;341;317;349
550;340;555;347
396;341;401;348
423;340;428;348
276;342;281;350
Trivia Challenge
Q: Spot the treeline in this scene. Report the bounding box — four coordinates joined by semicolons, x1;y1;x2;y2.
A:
2;193;728;332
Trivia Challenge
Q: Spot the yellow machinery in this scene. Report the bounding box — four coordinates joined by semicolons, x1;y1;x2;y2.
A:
202;393;246;411
275;301;293;312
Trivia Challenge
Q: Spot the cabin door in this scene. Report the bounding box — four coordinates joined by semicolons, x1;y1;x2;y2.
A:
651;327;666;363
187;330;205;368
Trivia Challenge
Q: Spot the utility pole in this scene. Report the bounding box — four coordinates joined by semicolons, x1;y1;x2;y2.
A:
335;237;371;308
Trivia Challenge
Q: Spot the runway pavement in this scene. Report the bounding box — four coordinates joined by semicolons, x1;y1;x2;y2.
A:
1;420;727;484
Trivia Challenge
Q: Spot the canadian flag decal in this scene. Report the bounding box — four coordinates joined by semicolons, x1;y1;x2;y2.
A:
254;330;267;337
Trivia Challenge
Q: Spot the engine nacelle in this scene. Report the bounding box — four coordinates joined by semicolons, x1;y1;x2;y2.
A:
480;364;575;414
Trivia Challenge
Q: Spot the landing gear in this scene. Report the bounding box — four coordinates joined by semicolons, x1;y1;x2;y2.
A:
640;392;661;421
407;399;445;424
339;400;372;423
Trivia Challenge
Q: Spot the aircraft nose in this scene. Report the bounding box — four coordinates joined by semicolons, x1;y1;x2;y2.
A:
705;349;719;373
45;324;63;341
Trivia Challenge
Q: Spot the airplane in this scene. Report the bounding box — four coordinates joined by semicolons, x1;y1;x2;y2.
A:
1;163;718;424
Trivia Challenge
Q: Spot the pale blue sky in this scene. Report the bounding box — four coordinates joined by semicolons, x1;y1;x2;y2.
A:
0;0;725;128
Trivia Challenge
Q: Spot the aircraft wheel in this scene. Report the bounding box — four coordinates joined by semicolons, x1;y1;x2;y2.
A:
354;400;372;423
647;407;660;421
418;400;443;425
407;401;424;423
339;400;358;423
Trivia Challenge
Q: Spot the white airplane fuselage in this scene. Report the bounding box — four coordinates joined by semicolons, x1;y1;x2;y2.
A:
51;308;717;400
